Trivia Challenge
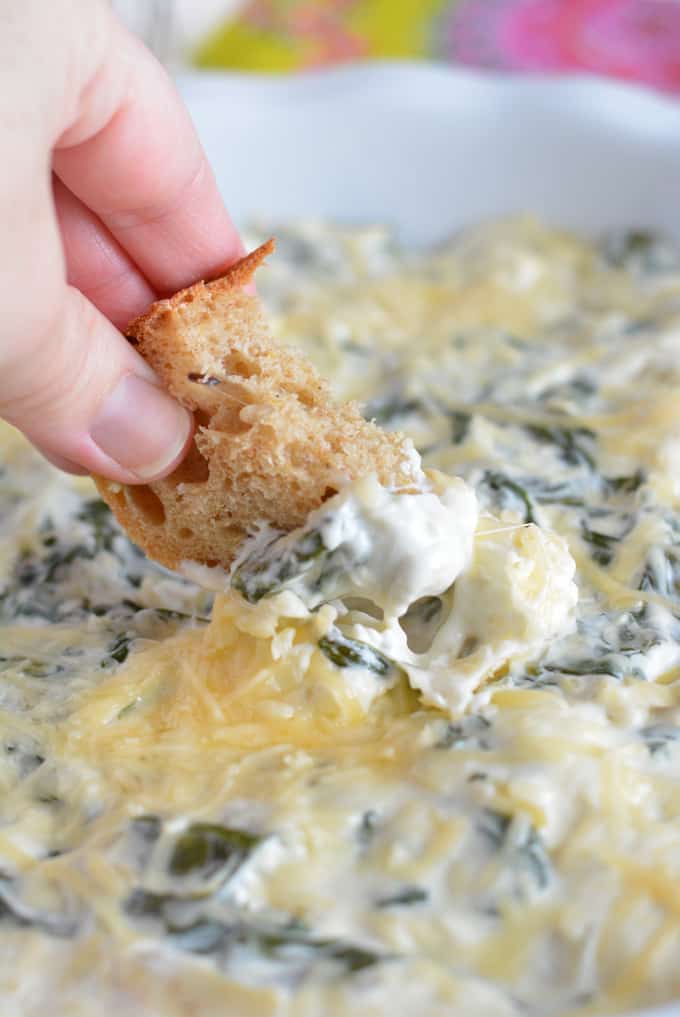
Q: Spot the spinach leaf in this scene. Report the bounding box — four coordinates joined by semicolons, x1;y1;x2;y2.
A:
375;886;428;909
638;548;680;599
478;811;552;892
319;631;402;680
232;529;326;603
478;471;536;524
580;524;620;567
124;893;386;977
437;715;491;750
477;809;511;849
639;724;680;756
602;230;679;274
543;607;665;680
101;634;133;668
517;828;552;891
450;411;471;445
606;470;646;495
525;425;596;469
77;499;118;554
169;823;263;883
357;810;379;845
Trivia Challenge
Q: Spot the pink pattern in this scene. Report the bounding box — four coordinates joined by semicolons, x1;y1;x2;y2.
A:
447;0;680;93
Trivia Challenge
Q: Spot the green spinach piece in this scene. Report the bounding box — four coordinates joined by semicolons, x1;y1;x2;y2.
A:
639;724;680;756
77;499;119;554
479;471;536;524
638;549;680;599
319;631;401;680
477;810;552;892
606;470;646;495
169;823;262;882
101;634;133;668
437;715;491;750
450;411;471;445
602;230;679;274
124;894;386;976
525;424;596;469
580;524;619;567
477;809;511;848
357;810;379;845
375;886;428;909
232;529;326;603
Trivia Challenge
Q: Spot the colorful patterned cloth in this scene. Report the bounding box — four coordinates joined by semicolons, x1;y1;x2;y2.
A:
193;0;680;94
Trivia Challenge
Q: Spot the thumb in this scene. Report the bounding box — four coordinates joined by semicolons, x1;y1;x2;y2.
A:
0;285;193;484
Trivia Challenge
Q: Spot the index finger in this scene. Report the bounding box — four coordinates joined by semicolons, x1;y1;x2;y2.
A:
52;23;243;296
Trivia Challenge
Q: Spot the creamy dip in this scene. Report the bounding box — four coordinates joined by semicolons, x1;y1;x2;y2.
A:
0;219;680;1017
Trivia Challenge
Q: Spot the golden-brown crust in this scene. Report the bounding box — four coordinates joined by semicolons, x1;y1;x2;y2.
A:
96;240;418;572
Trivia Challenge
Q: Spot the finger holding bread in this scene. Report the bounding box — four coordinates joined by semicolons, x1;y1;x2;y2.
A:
95;241;420;572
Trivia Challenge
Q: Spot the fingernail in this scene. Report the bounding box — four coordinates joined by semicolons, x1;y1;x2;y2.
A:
91;373;193;480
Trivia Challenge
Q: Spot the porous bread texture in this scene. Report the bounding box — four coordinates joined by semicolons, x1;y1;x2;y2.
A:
95;240;419;571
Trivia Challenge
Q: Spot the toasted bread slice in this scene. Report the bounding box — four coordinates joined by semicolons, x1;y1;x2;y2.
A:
95;241;419;571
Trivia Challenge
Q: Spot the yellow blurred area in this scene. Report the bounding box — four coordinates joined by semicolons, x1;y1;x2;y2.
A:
193;0;445;71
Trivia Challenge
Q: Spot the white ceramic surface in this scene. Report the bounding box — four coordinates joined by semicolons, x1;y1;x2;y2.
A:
179;63;680;247
180;64;680;1017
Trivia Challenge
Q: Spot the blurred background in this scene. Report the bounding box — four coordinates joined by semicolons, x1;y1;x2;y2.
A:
113;0;680;94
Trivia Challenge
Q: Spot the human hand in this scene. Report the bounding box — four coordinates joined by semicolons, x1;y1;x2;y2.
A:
0;0;243;482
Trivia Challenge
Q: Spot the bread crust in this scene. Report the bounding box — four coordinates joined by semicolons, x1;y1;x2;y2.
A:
95;240;418;571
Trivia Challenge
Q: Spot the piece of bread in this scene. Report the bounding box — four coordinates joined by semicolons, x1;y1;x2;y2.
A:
95;240;419;571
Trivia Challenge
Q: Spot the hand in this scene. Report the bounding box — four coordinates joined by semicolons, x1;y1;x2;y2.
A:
0;0;243;482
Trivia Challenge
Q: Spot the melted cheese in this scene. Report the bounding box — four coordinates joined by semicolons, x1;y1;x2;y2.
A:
1;219;680;1016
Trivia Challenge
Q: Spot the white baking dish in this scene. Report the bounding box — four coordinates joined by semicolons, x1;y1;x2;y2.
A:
179;63;680;247
179;63;680;1017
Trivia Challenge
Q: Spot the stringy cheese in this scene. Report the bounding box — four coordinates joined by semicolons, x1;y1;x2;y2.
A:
1;219;680;1016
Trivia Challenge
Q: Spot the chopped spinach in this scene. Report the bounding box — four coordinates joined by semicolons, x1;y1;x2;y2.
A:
247;927;383;975
525;425;596;469
4;739;45;778
357;810;379;845
543;606;666;680
638;548;680;599
478;811;552;892
437;715;491;750
375;886;428;909
580;524;620;567
517;828;552;891
477;809;511;848
539;375;597;404
319;631;402;680
125;892;386;977
602;229;679;274
169;823;263;883
478;471;536;524
77;499;118;554
639;724;680;756
232;529;326;603
101;634;133;668
450;411;471;445
606;470;646;495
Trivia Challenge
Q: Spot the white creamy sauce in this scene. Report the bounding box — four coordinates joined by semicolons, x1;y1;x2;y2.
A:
1;219;680;1017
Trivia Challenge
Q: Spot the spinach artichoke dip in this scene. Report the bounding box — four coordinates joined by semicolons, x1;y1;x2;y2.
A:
1;218;680;1017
